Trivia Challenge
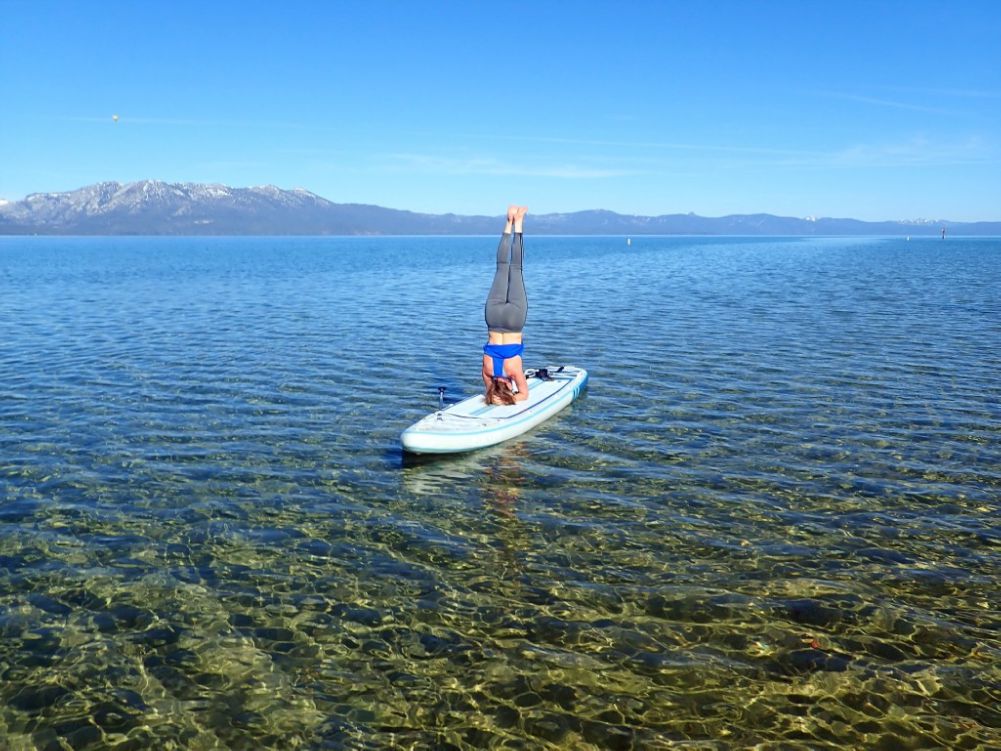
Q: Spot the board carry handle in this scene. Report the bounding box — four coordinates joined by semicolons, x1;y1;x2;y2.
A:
526;366;567;381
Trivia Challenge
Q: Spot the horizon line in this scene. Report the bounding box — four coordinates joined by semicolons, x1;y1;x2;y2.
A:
1;179;999;225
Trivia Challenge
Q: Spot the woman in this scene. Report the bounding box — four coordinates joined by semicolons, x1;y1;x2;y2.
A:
483;205;530;405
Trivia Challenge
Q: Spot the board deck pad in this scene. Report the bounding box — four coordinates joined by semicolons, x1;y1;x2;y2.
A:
401;366;588;454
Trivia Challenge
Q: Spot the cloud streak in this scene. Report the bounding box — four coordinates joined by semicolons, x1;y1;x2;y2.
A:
379;154;637;179
879;85;1001;100
386;132;998;179
824;135;997;168
453;131;828;158
812;91;964;116
57;115;311;129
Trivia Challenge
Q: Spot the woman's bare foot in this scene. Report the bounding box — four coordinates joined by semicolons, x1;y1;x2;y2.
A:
514;206;528;233
503;205;517;233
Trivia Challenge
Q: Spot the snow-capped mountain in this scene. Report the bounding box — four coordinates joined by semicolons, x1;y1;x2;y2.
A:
1;180;998;236
0;180;496;235
0;180;348;234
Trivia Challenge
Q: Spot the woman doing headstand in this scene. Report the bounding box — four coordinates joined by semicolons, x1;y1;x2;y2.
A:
483;205;529;405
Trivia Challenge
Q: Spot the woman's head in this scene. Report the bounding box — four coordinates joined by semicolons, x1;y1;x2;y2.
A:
486;377;517;405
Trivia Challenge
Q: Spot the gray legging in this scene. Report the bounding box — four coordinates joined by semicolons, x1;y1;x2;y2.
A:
483;232;527;333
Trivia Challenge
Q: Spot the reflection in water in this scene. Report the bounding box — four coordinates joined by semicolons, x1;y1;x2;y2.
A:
401;443;532;581
480;444;527;515
478;446;531;584
1;236;999;749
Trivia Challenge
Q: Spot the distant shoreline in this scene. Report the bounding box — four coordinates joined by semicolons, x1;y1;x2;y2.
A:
2;181;1000;237
3;233;1000;240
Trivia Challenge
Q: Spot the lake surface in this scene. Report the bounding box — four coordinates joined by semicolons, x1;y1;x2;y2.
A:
1;235;998;750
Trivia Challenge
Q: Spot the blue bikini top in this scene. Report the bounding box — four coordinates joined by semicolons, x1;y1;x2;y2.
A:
483;342;524;380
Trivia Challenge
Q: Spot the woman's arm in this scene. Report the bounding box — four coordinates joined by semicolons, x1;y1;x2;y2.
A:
511;365;530;402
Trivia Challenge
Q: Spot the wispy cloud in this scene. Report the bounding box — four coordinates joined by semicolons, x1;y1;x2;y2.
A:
879;85;1001;100
813;90;962;116
825;135;996;167
667;136;998;170
57;115;311;129
387;132;998;178
453;131;827;158
379;153;637;179
685;135;998;170
193;160;272;171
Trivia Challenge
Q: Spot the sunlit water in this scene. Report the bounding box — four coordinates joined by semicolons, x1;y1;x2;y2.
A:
1;235;998;750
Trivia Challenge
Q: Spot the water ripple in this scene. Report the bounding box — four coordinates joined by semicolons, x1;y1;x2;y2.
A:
0;235;999;749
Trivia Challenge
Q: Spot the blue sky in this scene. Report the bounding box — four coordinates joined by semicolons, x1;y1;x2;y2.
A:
2;0;999;220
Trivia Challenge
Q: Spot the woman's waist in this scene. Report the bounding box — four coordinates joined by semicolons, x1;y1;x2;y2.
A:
486;331;524;344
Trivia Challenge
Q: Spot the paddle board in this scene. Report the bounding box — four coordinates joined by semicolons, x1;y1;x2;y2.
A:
401;365;588;454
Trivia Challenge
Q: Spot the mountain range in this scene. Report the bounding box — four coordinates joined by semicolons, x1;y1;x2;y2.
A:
1;180;999;236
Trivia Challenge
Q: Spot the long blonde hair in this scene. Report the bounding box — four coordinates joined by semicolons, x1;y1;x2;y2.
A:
485;378;517;405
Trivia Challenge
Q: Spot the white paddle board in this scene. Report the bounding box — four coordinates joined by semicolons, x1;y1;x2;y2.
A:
401;365;588;454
